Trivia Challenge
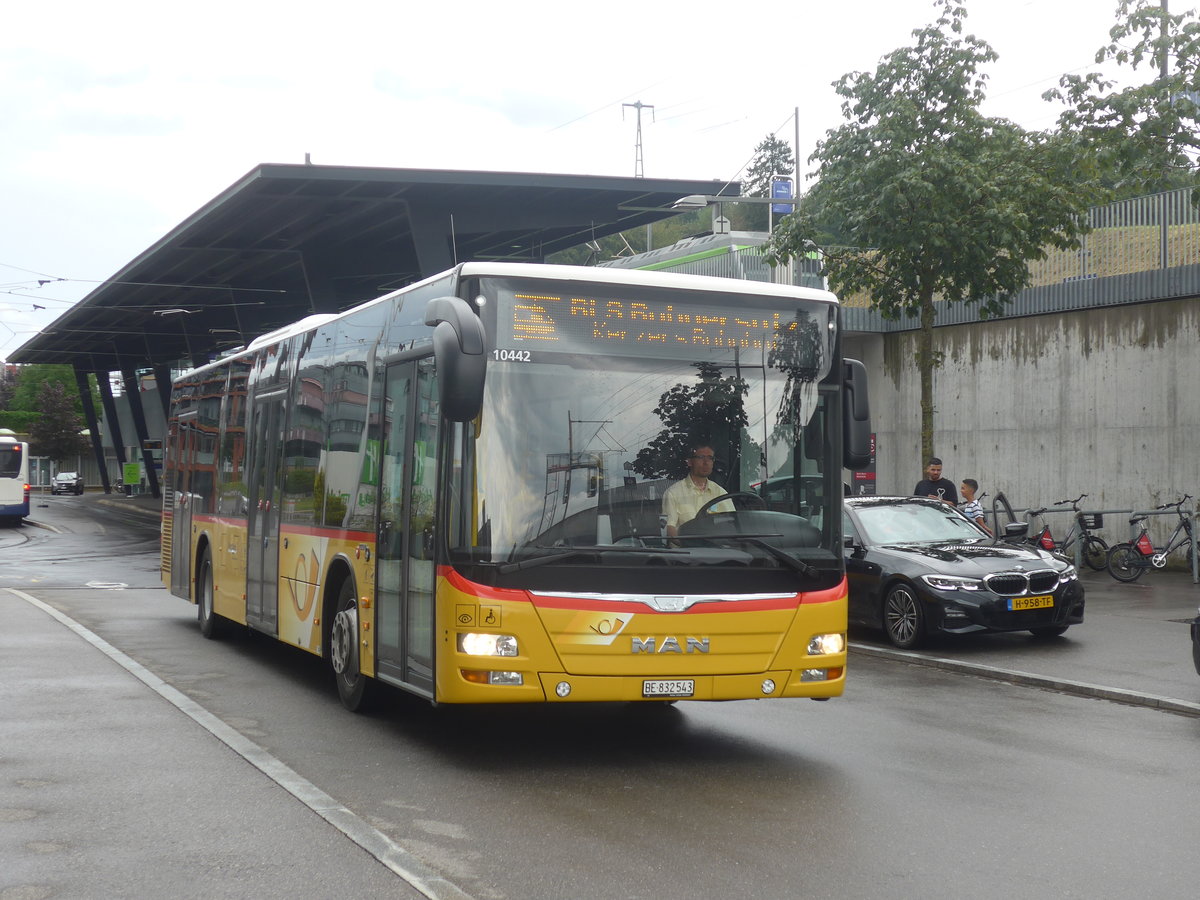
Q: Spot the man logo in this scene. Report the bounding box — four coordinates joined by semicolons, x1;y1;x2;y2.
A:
631;636;710;654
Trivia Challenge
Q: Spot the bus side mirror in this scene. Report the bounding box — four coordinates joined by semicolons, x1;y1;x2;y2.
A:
425;296;487;422
842;358;871;470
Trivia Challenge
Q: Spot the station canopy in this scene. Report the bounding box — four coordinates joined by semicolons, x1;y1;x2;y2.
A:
12;163;738;373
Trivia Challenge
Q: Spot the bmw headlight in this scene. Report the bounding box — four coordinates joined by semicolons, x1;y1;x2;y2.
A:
920;574;983;591
1059;565;1078;583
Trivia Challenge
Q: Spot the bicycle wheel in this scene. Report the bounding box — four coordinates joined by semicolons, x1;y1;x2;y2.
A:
1106;543;1145;582
1081;535;1108;571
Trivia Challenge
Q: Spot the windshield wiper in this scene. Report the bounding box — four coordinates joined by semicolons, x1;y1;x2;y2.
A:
674;533;819;577
497;545;689;574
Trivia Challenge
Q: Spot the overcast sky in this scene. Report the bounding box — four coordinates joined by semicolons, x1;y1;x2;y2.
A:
0;0;1140;362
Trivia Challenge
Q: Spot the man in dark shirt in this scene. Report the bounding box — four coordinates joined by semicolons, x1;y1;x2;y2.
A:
914;457;957;506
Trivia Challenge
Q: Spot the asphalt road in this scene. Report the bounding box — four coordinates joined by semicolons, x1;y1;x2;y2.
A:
3;493;1199;899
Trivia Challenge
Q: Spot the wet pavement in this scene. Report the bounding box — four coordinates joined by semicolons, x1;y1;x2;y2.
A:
4;490;1199;899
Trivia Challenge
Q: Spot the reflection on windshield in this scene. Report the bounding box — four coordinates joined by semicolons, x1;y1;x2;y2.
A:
855;502;984;545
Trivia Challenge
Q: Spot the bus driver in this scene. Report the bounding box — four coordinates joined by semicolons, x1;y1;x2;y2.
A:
663;443;734;541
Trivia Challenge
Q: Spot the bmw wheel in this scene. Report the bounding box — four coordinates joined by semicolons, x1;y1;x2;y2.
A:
883;584;925;649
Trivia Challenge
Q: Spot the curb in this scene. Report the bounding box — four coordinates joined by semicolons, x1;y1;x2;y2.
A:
95;496;162;519
850;641;1200;718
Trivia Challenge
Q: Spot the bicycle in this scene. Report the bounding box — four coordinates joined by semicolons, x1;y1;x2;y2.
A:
1023;494;1109;570
1106;495;1195;582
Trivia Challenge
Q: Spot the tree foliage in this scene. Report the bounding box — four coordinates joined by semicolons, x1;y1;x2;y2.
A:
4;364;97;418
744;134;796;198
0;366;15;411
766;0;1094;461
739;134;797;231
1046;0;1200;197
29;381;89;463
633;362;751;482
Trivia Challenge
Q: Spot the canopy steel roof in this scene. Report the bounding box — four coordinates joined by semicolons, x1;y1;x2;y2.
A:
12;163;737;372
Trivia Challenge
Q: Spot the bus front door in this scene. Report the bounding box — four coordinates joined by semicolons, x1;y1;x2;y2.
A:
245;392;284;635
375;359;438;696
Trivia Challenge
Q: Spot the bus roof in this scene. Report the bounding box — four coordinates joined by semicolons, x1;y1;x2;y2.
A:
176;263;839;381
456;262;838;305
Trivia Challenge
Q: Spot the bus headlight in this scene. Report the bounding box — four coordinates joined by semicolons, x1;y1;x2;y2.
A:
458;633;519;657
807;633;846;656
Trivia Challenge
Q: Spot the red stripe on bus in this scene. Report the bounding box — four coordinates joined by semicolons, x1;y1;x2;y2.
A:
440;566;846;611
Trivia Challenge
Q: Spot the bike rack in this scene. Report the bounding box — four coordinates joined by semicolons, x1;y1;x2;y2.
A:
1123;506;1199;584
1013;505;1131;572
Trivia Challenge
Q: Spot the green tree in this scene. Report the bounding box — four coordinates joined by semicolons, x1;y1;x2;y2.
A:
633;362;752;481
0;366;16;411
744;134;796;197
9;364;98;418
766;0;1092;462
29;381;89;464
738;134;797;231
1046;0;1200;197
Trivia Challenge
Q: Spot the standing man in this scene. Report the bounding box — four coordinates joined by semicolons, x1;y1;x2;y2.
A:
959;479;991;534
663;443;733;540
914;457;957;506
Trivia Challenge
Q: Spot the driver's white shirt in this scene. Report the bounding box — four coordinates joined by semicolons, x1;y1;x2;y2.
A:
662;477;733;530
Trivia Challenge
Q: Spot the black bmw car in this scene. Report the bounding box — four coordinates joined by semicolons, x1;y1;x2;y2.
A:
843;496;1085;649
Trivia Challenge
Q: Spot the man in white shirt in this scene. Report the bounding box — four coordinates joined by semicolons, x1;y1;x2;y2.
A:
662;444;733;540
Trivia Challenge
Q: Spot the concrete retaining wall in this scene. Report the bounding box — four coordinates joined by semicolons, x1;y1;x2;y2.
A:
844;297;1200;546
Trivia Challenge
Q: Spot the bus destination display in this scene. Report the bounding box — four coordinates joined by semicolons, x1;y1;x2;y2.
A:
503;288;813;357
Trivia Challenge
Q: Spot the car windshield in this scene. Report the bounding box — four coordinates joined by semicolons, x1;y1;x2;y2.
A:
853;501;985;545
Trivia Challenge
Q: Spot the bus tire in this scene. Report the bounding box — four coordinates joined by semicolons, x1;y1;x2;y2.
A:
330;578;372;712
197;547;224;639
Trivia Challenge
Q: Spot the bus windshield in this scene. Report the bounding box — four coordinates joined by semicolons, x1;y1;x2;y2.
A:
447;276;842;584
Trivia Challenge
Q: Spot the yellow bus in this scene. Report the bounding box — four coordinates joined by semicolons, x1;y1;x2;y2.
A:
162;263;870;710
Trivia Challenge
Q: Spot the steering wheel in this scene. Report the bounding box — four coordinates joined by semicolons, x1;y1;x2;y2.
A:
696;491;768;517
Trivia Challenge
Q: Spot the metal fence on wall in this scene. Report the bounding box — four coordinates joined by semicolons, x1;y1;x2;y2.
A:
842;187;1200;332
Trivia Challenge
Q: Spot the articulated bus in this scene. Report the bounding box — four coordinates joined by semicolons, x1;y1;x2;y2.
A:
162;263;870;710
0;433;31;525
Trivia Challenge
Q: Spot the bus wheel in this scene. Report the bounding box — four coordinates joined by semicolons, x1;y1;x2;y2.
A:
197;548;224;639
330;579;371;712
